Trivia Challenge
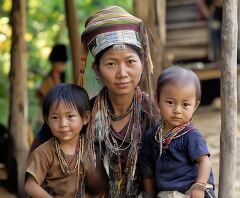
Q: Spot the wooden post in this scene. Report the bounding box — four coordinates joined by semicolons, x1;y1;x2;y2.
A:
10;0;29;197
64;0;81;84
219;0;238;197
237;0;240;111
134;0;166;90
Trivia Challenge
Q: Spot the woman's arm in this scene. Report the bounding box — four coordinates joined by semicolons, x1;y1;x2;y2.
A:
143;178;155;197
25;175;52;198
139;130;156;197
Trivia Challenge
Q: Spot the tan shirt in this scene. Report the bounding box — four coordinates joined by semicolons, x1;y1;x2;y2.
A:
26;138;84;198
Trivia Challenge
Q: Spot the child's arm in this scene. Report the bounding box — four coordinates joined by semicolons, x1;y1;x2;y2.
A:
25;174;52;198
186;154;211;198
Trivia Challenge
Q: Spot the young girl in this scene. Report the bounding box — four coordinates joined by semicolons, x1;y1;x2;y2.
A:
140;66;215;198
25;83;91;197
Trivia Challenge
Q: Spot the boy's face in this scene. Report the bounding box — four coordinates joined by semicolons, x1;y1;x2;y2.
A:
47;101;89;144
157;83;199;132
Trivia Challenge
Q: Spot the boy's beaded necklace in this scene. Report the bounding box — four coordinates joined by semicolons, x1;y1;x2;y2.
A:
155;121;194;153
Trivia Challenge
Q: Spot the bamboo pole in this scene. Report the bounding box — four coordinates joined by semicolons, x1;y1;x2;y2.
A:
10;0;29;197
64;0;81;84
219;0;238;197
237;0;240;111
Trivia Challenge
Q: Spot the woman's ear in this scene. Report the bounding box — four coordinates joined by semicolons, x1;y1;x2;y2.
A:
91;62;100;76
82;111;91;125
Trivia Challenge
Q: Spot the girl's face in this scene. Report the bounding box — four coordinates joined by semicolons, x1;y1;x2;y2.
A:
96;45;142;97
156;83;199;132
47;101;89;144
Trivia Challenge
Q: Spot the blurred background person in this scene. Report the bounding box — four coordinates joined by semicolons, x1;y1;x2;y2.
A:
37;43;68;105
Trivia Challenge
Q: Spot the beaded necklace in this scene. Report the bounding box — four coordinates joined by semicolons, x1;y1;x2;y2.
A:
53;135;85;197
106;111;133;152
155;121;194;152
109;102;133;121
88;87;142;197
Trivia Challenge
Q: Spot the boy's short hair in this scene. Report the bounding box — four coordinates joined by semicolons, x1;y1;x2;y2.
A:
156;66;201;103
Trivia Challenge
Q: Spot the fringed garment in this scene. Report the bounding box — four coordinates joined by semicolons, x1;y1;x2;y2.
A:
85;87;153;198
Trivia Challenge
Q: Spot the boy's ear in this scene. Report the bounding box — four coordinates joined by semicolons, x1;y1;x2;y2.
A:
82;111;91;125
194;100;200;112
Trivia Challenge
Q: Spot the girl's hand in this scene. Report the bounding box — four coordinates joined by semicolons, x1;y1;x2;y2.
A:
189;189;205;198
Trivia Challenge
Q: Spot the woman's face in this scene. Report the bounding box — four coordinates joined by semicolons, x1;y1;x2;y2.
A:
97;45;142;97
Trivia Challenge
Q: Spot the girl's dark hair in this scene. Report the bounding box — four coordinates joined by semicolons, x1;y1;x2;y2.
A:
42;83;91;123
156;66;201;104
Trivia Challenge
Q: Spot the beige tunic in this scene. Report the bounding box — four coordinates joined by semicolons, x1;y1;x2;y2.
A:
26;138;84;198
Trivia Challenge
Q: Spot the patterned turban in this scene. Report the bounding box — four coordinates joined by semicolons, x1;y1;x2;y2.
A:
79;6;153;86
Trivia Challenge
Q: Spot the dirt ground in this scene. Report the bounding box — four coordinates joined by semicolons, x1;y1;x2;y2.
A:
0;104;239;197
193;105;240;197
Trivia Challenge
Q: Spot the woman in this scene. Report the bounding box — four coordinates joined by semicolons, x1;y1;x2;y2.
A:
31;6;158;198
80;6;158;198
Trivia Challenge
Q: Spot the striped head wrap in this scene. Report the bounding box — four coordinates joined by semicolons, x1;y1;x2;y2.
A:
79;6;153;86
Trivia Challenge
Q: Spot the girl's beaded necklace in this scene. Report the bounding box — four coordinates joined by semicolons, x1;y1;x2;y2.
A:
53;135;85;197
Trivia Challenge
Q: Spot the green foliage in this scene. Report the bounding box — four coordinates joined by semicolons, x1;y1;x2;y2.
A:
0;0;132;131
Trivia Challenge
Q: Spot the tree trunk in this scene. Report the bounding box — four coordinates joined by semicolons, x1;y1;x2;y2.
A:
64;0;81;84
10;0;29;197
219;0;238;197
133;0;166;90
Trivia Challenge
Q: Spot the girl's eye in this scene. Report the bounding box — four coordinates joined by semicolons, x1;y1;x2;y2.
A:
68;114;76;119
183;103;190;107
50;115;58;120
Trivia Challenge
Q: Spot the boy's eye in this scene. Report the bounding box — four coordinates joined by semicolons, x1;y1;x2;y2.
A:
183;103;190;107
167;100;173;104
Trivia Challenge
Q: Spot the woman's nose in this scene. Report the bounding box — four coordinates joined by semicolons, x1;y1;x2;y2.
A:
116;64;128;78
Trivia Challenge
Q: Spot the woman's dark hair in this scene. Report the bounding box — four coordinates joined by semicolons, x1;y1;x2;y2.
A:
156;66;201;104
94;44;143;66
42;83;91;123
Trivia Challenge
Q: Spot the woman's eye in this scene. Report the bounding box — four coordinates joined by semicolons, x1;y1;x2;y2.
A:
128;59;136;64
105;62;115;67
